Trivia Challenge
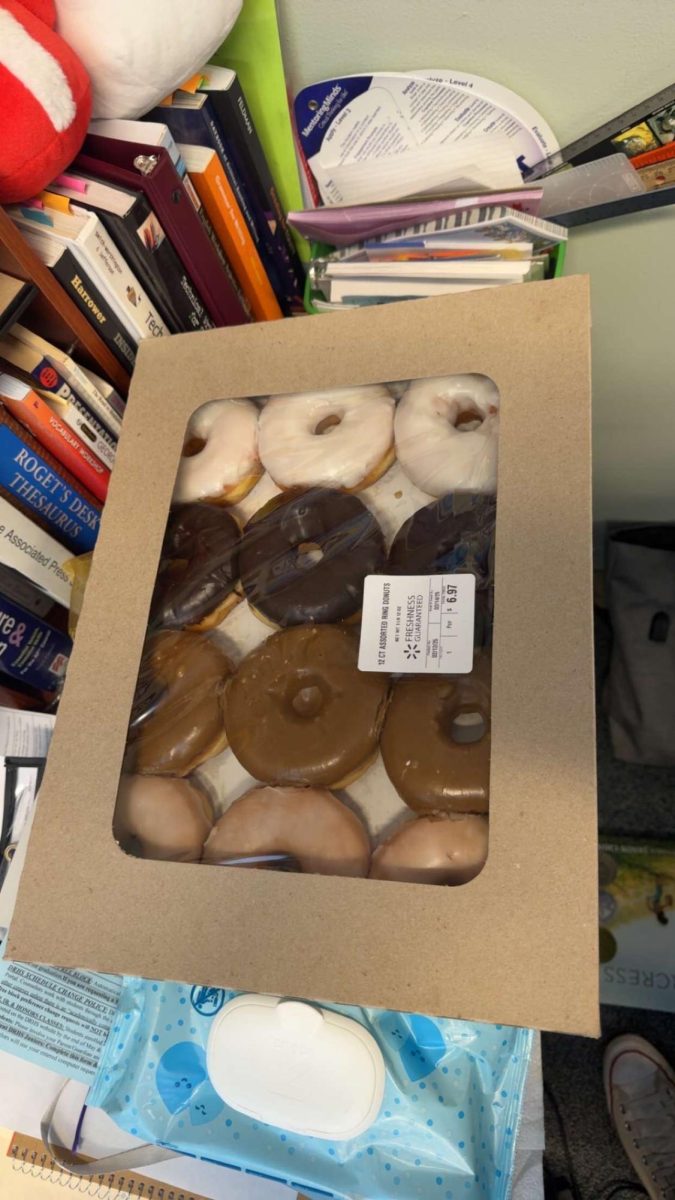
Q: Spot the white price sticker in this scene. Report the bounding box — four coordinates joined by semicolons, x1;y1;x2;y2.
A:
358;574;476;674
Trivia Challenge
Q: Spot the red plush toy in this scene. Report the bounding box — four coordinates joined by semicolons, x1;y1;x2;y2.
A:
0;0;91;203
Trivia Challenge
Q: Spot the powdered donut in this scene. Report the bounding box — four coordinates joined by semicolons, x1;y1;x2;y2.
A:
240;488;386;627
395;375;499;495
150;503;241;631
173;398;261;505
370;814;488;885
381;654;492;813
223;624;389;788
114;775;214;862
126;631;233;776
203;786;370;877
258;384;395;491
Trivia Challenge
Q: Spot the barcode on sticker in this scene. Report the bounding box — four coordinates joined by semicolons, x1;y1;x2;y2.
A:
358;574;476;674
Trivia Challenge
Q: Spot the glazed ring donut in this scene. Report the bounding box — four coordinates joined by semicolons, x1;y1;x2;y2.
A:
380;654;491;813
126;630;233;776
173;398;261;505
395;375;499;495
114;775;214;861
240;488;386;627
258;384;395;491
150;503;241;631
223;624;389;788
203;786;370;877
370;814;488;885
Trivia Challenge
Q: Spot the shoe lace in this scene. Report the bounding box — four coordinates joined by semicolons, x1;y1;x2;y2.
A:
617;1073;675;1195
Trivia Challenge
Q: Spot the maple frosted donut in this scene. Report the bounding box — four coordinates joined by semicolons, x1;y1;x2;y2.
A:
173;397;261;505
223;624;389;788
258;384;395;491
240;487;386;627
114;775;214;862
370;814;488;885
203;786;370;877
395;374;500;495
126;631;233;776
381;654;492;813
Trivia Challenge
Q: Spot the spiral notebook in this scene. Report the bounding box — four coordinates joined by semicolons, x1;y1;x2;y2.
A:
2;1128;212;1198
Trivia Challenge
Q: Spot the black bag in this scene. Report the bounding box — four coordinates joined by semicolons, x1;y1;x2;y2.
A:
605;525;675;765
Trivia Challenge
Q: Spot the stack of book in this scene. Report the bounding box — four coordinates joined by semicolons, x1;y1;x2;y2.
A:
0;319;119;710
293;196;567;312
4;62;305;367
0;62;311;713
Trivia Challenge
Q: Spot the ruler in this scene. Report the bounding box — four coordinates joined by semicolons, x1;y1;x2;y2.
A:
4;1130;212;1200
529;81;675;177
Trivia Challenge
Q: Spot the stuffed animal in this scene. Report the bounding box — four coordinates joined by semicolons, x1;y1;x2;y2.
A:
55;0;243;119
0;0;91;203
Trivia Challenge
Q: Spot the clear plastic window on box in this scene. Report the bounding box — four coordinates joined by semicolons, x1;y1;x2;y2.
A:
115;374;499;887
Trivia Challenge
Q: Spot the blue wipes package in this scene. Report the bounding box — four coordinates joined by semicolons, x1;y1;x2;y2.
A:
89;977;532;1200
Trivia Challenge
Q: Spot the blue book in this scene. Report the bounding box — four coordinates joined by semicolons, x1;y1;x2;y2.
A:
0;413;101;554
148;95;304;315
0;594;71;693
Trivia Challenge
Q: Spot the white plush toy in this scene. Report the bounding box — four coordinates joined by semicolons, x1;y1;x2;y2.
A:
54;0;243;119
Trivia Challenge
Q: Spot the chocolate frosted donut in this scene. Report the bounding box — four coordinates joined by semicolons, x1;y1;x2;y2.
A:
371;814;488;885
126;630;233;776
203;786;370;877
224;624;389;787
388;494;496;587
150;504;241;631
240;488;386;627
381;654;491;813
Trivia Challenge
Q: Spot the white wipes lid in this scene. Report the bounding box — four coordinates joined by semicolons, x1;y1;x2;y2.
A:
206;994;385;1140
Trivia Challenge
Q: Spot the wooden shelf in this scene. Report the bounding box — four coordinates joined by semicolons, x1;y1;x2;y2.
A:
0;207;130;395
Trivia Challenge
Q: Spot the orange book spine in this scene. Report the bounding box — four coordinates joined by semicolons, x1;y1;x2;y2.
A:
0;387;109;502
189;161;284;323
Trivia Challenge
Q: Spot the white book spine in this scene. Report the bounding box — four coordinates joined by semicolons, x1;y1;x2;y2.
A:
0;497;71;608
49;357;122;439
74;211;168;342
51;401;116;470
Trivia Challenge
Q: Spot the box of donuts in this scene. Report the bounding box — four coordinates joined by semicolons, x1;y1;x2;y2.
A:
9;277;599;1035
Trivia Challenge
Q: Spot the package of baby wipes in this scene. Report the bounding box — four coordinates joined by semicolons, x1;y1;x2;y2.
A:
88;977;531;1200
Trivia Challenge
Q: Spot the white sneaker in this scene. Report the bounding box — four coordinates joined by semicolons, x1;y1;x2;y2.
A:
604;1034;675;1200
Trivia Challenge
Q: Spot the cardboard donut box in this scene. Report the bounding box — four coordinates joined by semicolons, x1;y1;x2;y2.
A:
8;277;599;1035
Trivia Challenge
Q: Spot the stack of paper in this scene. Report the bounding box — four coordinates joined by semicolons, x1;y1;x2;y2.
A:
291;68;567;309
307;204;567;310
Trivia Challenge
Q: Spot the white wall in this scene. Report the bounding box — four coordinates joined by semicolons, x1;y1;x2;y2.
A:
565;208;675;528
278;0;675;528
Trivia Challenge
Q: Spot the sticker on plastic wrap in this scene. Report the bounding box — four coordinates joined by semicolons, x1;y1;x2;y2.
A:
358;574;475;673
0;961;121;1082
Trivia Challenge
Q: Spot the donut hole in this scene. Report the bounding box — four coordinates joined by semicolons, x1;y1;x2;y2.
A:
296;540;324;569
286;673;329;718
314;414;342;436
438;703;488;745
455;408;484;433
182;435;207;458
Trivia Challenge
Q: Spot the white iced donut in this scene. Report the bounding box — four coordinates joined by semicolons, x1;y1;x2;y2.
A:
173;398;261;505
258;385;395;491
395;375;499;495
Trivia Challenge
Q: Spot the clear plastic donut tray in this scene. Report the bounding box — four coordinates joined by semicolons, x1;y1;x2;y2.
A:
9;283;599;1034
119;374;498;890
